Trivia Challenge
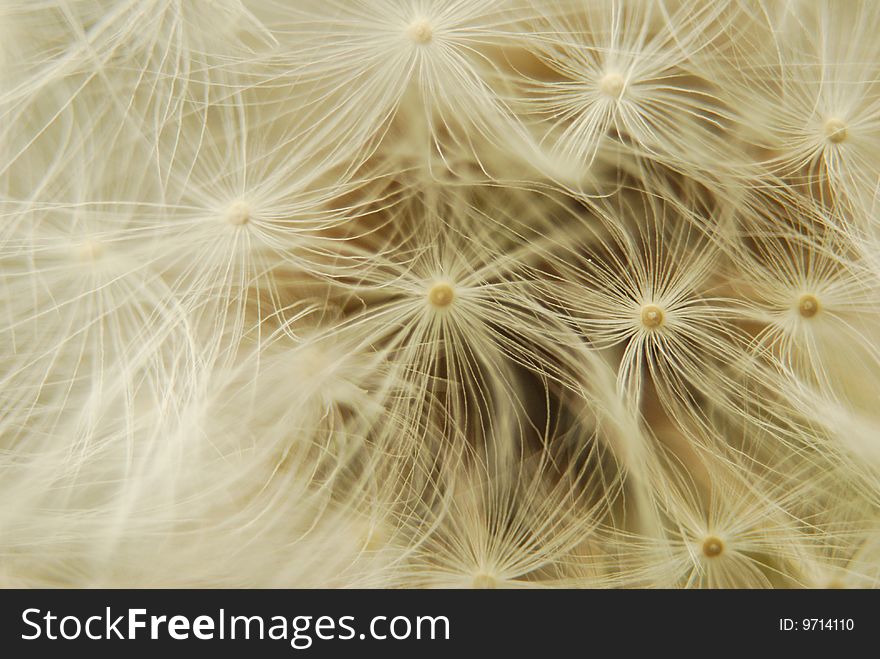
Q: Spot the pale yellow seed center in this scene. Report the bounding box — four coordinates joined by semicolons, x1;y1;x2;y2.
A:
823;117;847;144
225;200;250;226
702;536;724;558
599;72;625;99
428;282;455;308
640;303;664;329
798;294;820;319
407;19;433;45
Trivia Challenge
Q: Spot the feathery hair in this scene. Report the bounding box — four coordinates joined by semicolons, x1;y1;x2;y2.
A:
2;0;879;589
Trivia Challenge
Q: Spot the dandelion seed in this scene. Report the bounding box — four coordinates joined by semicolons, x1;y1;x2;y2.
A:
701;536;725;558
256;0;534;173
407;19;433;45
427;281;455;308
797;294;820;319
4;0;880;591
519;0;733;171
537;180;747;438
718;0;880;208
733;191;880;401
599;72;626;100
823;117;848;144
224;200;251;227
640;303;665;329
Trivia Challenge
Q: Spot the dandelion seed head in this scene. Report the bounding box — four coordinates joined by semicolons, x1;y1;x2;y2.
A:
797;293;820;319
599;72;626;100
701;536;725;558
823;117;848;144
407;19;433;45
640;303;665;329
224;200;251;226
428;281;455;309
6;0;880;591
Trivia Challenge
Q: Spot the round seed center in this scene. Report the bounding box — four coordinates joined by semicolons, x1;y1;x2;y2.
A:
798;294;820;319
428;282;455;308
407;19;433;45
702;536;724;558
823;117;847;144
640;303;664;329
599;72;626;99
225;200;250;226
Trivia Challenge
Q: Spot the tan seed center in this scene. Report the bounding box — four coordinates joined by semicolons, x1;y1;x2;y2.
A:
640;304;664;329
702;536;724;558
599;72;626;99
824;118;847;144
798;294;820;318
428;282;455;308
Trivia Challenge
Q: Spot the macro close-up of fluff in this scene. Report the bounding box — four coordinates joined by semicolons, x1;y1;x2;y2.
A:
1;0;879;589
